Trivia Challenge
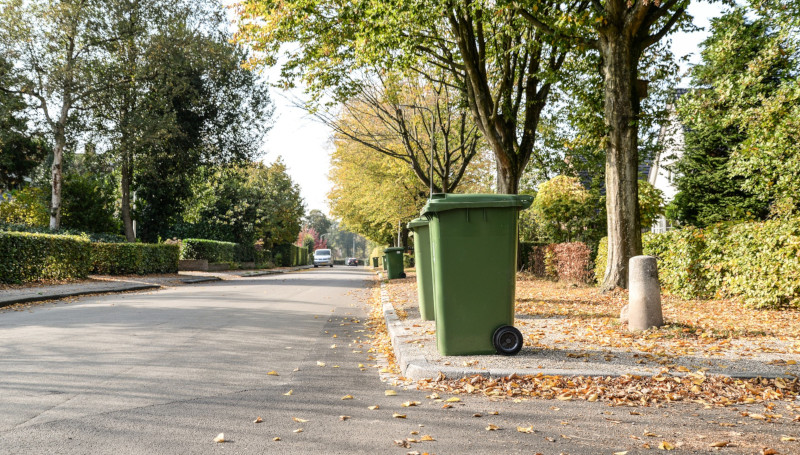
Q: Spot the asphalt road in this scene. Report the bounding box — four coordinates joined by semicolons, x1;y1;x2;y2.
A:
0;267;796;454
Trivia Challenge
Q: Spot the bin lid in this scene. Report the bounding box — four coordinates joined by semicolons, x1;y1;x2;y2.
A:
383;247;405;253
421;193;534;215
407;217;429;230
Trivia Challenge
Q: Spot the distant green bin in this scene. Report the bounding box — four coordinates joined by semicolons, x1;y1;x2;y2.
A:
383;247;405;279
407;217;434;321
372;257;379;268
422;193;533;356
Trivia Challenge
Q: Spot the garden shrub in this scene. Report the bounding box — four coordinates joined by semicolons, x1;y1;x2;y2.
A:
403;253;414;268
91;243;179;275
234;243;256;263
181;238;236;263
526;244;558;280
0;231;91;283
595;218;800;308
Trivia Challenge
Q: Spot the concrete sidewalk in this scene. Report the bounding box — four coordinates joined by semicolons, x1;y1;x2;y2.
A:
379;278;800;381
0;266;313;308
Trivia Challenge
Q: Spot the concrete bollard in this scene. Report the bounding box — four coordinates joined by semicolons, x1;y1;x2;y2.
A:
627;255;664;331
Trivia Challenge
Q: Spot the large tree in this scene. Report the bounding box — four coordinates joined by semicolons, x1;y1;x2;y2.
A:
315;68;482;194
95;0;273;241
0;0;114;230
233;0;574;194
515;0;696;290
176;160;305;248
671;7;781;227
0;56;48;191
724;0;800;217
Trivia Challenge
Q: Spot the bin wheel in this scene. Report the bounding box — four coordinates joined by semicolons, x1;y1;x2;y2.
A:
330;264;333;267
314;265;318;268
399;272;406;278
493;326;523;356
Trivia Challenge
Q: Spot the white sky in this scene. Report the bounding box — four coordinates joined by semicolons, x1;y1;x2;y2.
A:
257;1;727;216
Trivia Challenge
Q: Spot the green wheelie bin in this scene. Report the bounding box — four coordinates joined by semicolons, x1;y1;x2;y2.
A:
407;217;434;321
384;247;406;279
422;193;534;356
372;257;379;268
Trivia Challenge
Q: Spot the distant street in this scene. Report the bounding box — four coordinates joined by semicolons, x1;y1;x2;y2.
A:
0;268;793;454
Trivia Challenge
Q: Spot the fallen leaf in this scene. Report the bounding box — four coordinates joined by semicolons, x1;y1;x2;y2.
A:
473;413;482;417
293;428;303;433
394;440;411;448
709;441;730;448
780;436;796;442
385;390;397;396
267;371;279;376
341;395;354;400
517;426;534;433
445;397;461;403
393;413;407;418
317;361;326;367
402;401;421;407
292;417;309;423
761;449;778;455
283;390;293;396
486;424;500;431
420;435;435;441
659;441;675;450
489;411;499;415
368;405;380;410
253;417;263;424
213;433;226;443
614;452;629;455
339;415;350;421
272;437;281;441
750;414;767;420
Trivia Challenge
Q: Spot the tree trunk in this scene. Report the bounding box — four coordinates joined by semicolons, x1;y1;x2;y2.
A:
121;151;135;242
49;124;66;231
495;155;520;194
599;34;643;291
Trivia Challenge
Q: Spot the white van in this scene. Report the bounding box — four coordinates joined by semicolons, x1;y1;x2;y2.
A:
313;249;334;267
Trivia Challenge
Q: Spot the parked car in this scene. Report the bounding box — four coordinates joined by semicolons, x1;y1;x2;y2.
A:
346;258;359;266
313;249;334;267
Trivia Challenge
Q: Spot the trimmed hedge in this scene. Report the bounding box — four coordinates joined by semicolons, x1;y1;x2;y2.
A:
273;243;309;267
0;222;126;243
92;243;179;275
181;238;236;263
595;217;800;308
0;231;92;283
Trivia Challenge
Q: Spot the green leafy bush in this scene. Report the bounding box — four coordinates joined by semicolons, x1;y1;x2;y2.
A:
0;186;48;227
181;238;237;263
595;218;800;308
234;243;256;263
91;243;179;275
0;231;91;283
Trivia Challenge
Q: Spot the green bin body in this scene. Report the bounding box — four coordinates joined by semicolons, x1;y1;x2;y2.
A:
383;247;405;279
382;255;387;270
407;217;434;320
372;257;379;268
422;193;533;355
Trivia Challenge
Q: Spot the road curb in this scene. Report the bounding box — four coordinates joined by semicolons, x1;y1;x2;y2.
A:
180;276;223;284
0;284;161;308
